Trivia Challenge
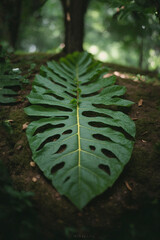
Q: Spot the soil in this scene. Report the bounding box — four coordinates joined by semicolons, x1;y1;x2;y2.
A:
0;53;160;240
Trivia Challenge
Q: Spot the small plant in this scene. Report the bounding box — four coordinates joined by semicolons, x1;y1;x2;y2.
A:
0;48;21;104
25;52;136;209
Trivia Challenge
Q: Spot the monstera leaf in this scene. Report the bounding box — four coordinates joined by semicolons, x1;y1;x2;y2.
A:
0;65;21;104
25;52;136;209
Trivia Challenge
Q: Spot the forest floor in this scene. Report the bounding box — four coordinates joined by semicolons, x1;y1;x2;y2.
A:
0;53;160;240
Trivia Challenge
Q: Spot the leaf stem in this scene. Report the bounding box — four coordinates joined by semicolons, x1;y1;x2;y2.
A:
76;65;81;167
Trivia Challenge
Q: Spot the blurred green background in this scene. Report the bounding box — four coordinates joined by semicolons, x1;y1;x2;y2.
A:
0;0;160;71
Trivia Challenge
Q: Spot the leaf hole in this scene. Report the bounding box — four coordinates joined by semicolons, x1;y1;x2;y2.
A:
70;83;76;87
101;148;117;159
81;90;100;98
51;162;65;175
99;164;111;175
89;145;96;151
81;73;100;86
88;121;108;128
3;93;18;97
82;111;112;118
64;91;77;98
93;104;118;111
55;144;67;154
92;125;134;142
108;125;134;141
49;78;67;89
36;104;72;112
53;105;73;112
63;176;70;183
33;123;65;136
36;134;60;151
62;129;72;135
4;85;21;91
44;93;64;100
93;134;112;142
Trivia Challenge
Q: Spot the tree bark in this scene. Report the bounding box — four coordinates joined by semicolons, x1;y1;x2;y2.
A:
0;0;22;49
0;0;48;49
60;0;90;53
138;37;144;69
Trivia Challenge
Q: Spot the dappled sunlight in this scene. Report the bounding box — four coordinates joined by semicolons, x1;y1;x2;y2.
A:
87;43;120;62
88;45;99;54
98;51;109;61
103;71;135;80
84;1;160;71
29;44;37;53
109;43;121;59
87;45;110;62
148;49;160;70
103;71;150;83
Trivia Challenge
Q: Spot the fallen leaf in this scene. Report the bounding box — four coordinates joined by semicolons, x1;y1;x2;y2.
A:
32;177;37;182
142;131;148;136
30;161;36;167
132;117;138;121
66;12;71;21
16;145;22;150
125;181;132;191
103;73;113;78
55;192;60;198
138;99;143;107
8;120;14;123
142;139;147;143
22;122;29;130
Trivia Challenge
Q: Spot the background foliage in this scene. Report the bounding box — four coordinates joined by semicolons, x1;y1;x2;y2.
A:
0;0;160;70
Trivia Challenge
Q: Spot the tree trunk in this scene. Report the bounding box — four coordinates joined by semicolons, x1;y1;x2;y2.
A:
60;0;90;53
9;0;22;49
0;0;48;49
0;0;22;49
138;37;144;69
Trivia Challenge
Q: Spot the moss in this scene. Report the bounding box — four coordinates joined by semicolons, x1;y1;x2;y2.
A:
9;109;30;136
0;53;160;240
136;119;159;140
127;146;160;195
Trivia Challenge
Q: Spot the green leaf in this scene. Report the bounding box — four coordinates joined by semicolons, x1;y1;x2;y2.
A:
0;66;21;104
25;52;136;209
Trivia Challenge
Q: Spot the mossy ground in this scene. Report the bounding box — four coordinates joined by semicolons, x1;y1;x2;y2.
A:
0;54;160;240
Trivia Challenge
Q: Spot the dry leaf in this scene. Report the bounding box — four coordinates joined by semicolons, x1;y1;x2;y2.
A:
66;12;71;21
22;122;29;130
138;99;143;107
125;181;132;191
55;192;60;198
32;177;37;182
132;117;138;121
103;73;113;78
8;120;14;123
30;161;36;167
16;145;22;150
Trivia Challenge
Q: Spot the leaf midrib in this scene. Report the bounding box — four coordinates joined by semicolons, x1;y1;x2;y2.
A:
76;64;81;168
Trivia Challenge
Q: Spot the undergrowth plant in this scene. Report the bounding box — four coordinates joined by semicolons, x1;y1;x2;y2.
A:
25;52;136;209
0;48;21;104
